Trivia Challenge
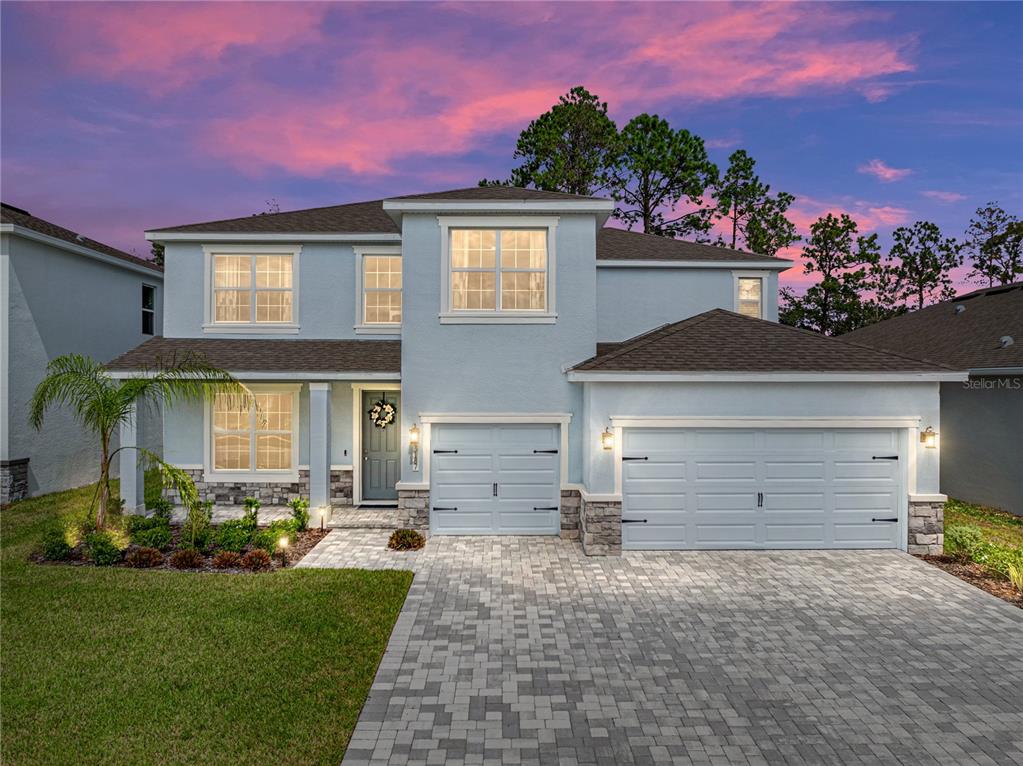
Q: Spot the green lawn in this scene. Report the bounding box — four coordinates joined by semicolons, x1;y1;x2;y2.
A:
946;497;1023;549
1;483;412;766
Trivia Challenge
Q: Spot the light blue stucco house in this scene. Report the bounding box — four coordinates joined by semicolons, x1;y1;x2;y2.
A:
1;202;163;502
109;187;963;555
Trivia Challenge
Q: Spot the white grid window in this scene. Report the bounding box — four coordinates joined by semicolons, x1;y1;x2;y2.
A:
214;254;293;324
737;277;763;319
450;229;547;312
212;391;294;472
363;255;402;324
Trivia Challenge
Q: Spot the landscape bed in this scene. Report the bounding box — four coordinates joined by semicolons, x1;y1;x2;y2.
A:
0;482;413;766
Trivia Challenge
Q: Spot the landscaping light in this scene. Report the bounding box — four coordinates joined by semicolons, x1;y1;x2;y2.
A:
278;536;289;549
409;424;420;471
601;428;614;451
920;427;937;449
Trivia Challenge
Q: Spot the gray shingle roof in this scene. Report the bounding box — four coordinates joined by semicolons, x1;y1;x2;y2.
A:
2;202;162;272
388;186;606;202
597;227;789;264
150;199;399;235
842;283;1023;371
574;309;951;373
106;337;400;373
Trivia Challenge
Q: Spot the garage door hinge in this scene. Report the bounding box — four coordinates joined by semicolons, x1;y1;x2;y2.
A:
871;455;898;460
872;517;898;523
621;519;648;523
433;449;458;454
533;449;558;454
622;456;648;461
433;506;458;511
533;506;559;511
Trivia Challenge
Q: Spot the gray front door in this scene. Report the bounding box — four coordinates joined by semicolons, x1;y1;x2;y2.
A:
362;391;399;501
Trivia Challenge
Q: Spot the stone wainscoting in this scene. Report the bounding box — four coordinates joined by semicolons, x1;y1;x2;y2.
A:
580;499;622;557
397;489;430;530
1;458;30;505
560;489;581;540
908;500;944;555
167;468;353;506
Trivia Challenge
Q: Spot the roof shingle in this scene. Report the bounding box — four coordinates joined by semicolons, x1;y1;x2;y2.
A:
106;337;400;373
388;186;606;202
573;309;951;373
597;227;789;264
150;199;398;235
842;283;1023;371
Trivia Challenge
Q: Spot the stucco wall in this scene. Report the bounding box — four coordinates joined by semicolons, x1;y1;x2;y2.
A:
3;234;163;496
162;241;397;340
940;377;1022;515
581;380;942;496
398;213;598;487
596;268;779;341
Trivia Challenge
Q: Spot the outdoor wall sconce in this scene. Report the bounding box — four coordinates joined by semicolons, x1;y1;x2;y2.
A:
409;424;420;470
920;426;937;449
601;427;614;451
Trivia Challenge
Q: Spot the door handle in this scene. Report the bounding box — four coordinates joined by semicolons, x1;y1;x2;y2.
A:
757;492;763;508
493;482;498;497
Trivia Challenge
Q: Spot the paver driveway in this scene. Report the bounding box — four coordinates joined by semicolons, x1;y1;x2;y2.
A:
299;531;1023;765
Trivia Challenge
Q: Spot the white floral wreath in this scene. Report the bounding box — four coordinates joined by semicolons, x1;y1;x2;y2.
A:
368;400;396;429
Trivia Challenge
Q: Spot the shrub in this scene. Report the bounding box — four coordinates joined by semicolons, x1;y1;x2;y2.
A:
132;525;173;551
168;548;205;569
214;519;254;553
85;531;123;566
1008;561;1023;592
242;497;261;527
982;544;1023;579
183;500;214;550
212;550;242;570
945;524;985;562
388;529;426;551
253;519;298;553
288;497;310;531
147;496;174;522
40;523;73;561
241;549;272;571
126;547;164;568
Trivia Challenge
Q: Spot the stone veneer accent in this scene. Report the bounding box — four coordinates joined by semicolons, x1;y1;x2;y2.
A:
397;488;430;530
167;468;353;506
560;489;581;540
1;458;30;505
580;499;622;557
908;500;944;555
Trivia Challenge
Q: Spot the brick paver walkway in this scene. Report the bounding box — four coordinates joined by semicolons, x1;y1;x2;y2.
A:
299;531;1023;765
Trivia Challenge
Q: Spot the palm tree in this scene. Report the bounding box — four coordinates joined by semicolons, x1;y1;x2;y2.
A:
30;353;245;530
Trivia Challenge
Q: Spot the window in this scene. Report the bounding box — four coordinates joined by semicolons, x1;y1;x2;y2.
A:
450;229;548;312
210;387;298;474
141;284;156;335
204;246;299;331
363;255;402;324
736;276;763;319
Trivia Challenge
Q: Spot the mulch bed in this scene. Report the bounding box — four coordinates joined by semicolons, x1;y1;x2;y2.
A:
32;527;330;573
919;555;1023;608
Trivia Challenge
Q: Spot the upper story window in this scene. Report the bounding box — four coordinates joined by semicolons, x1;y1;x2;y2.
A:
203;245;300;333
141;284;156;335
438;217;558;324
736;275;763;319
355;247;402;334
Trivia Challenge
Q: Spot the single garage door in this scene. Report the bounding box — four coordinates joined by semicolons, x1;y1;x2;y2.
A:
622;428;903;550
431;424;560;534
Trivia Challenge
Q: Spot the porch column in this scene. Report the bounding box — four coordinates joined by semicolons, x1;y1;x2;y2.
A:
118;401;145;513
308;383;332;511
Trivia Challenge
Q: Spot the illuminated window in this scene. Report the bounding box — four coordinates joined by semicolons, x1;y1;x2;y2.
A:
213;253;294;324
363;255;402;324
212;388;296;473
450;229;547;312
737;277;763;319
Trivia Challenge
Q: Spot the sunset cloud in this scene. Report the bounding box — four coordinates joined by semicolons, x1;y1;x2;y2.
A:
921;190;968;203
858;159;913;183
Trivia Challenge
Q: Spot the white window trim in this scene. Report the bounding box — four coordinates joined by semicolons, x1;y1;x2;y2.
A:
353;245;402;335
202;244;301;333
437;216;558;324
733;270;766;320
141;283;157;336
203;383;302;483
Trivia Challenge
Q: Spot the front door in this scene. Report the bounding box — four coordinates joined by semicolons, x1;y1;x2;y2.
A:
361;391;399;502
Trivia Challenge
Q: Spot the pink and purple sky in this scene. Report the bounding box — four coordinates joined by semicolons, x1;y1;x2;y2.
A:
2;1;1021;290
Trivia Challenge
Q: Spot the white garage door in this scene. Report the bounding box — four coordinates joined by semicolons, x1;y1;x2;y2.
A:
430;424;560;534
622;428;903;550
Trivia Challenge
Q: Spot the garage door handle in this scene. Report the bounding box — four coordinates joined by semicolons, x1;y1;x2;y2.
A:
872;517;898;523
433;506;458;511
872;455;898;460
621;519;648;524
533;506;559;511
622;456;648;461
533;449;558;454
433;449;458;454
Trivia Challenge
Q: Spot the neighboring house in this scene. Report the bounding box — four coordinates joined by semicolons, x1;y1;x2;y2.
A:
844;283;1023;516
108;187;962;555
1;202;164;503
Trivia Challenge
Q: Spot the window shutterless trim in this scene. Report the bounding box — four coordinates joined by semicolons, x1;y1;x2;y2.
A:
732;270;766;320
203;244;301;331
353;245;402;333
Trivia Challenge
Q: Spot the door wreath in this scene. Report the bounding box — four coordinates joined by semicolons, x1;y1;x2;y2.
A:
367;399;397;429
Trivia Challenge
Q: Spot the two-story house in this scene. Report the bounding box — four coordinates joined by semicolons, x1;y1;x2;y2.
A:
1;202;163;502
108;187;962;555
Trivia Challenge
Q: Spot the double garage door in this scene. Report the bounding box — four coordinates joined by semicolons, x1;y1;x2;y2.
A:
430;424;560;534
622;428;903;550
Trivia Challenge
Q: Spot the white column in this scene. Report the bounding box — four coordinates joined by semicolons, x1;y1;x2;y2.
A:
119;401;145;512
308;383;332;511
